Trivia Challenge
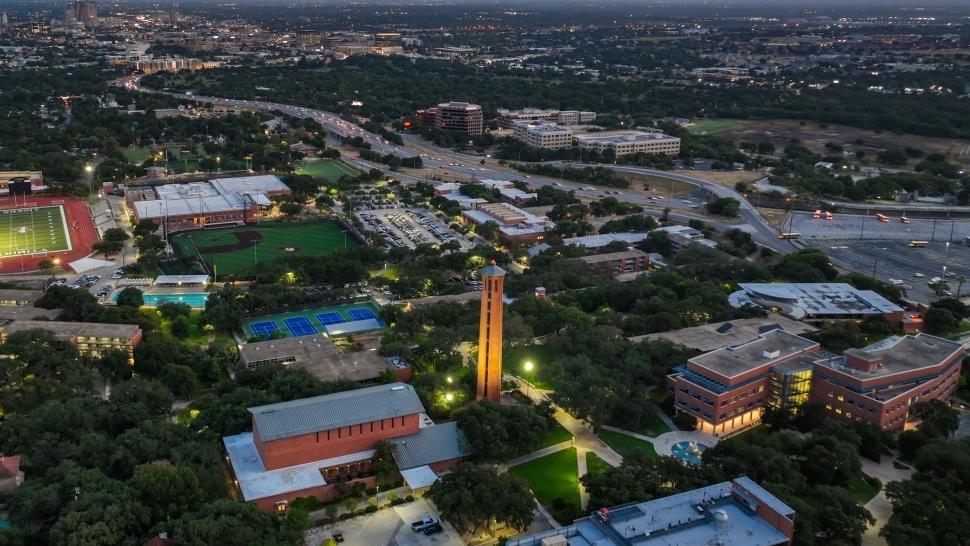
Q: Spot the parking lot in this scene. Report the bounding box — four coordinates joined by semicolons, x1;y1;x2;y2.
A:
806;238;970;302
358;208;472;251
304;498;463;546
790;212;970;242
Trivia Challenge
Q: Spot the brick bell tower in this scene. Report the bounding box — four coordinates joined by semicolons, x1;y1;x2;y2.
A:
476;261;506;403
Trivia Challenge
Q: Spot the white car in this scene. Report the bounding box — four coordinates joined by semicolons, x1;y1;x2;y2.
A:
914;273;924;278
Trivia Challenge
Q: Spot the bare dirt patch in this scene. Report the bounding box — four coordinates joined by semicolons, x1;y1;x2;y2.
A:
722;119;970;167
671;169;767;188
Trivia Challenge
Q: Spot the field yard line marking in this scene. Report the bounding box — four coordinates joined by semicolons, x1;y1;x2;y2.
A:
58;205;72;252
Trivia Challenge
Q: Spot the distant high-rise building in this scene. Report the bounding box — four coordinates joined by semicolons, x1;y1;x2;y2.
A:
476;262;506;403
415;101;483;135
66;0;96;26
170;1;179;24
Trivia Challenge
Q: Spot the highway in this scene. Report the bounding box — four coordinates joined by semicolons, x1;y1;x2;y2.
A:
117;74;794;252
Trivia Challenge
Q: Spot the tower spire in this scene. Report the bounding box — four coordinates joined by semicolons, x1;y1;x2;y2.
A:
476;262;506;403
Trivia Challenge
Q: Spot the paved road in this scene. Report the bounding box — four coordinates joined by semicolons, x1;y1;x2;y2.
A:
118;75;790;253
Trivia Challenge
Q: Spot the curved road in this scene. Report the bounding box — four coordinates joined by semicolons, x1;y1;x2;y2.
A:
117;75;790;252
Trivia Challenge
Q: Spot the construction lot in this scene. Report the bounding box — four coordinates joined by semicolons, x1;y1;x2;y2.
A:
358;207;473;250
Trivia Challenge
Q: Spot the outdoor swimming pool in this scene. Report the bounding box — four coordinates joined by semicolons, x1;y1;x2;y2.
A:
114;291;210;308
671;440;709;465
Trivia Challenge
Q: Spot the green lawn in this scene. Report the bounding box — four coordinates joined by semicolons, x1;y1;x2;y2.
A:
585;452;611;477
123;147;151;164
535;424;573;450
847;474;881;505
170;219;353;277
296;159;361;182
598;430;659;460
509;448;582;523
503;344;558;390
688;118;745;135
0;205;70;257
636;411;672;437
155;310;232;347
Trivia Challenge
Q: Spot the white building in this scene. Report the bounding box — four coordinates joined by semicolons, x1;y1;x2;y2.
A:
496;108;596;128
574;130;681;157
512;121;574;150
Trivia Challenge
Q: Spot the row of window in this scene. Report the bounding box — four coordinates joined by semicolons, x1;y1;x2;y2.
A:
314;416;407;442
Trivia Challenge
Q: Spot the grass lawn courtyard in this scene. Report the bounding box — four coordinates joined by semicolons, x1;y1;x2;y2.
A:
296;159;361;182
598;430;659;460
688;118;745;135
847;474;882;505
535;424;573;450
585;452;611;477
0;205;71;257
509;448;582;523
170;219;352;277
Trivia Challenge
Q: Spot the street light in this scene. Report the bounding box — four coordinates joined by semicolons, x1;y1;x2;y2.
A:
523;361;535;398
84;164;93;174
445;392;454;402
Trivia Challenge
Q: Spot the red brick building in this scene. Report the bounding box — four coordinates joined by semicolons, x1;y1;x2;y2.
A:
811;334;963;431
224;383;470;511
669;330;964;437
669;329;821;437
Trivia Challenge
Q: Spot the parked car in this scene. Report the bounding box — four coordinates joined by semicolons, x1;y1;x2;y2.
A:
423;524;443;536
411;515;439;532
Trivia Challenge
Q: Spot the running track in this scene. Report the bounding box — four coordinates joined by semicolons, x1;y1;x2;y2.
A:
0;197;99;274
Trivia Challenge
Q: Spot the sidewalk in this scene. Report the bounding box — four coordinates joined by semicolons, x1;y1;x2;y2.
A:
498;440;572;472
861;455;913;546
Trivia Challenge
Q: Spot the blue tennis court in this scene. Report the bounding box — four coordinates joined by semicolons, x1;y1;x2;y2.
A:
316;312;345;325
347;307;377;321
250;321;279;338
284;316;317;336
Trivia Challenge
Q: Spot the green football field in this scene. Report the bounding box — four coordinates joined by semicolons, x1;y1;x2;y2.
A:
295;159;360;182
170;220;353;277
0;206;71;257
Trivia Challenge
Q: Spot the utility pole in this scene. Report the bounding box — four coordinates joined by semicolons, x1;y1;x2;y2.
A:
931;219;937;242
859;215;865;239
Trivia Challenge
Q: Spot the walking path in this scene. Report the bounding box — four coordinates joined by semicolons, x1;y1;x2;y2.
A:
860;455;913;546
498;440;573;472
600;424;720;457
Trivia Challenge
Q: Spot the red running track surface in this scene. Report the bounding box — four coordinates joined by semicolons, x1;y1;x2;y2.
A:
0;196;100;274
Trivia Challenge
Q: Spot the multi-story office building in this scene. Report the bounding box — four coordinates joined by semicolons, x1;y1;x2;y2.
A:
669;329;821;436
0;320;143;363
224;383;470;511
669;330;965;436
507;476;795;546
811;334;963;431
415;102;483;135
575;130;681;156
511;121;574;150
496;108;596;128
577;249;652;276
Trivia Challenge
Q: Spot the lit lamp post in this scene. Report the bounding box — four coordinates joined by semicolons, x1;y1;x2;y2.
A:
523;361;535;398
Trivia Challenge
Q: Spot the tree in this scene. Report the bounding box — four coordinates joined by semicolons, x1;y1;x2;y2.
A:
133;219;158;238
167;500;294;546
916;400;959;439
476;220;500;242
170;316;191;339
38;258;56;273
93;239;123;258
923;307;957;335
455;401;550;462
706;197;740;217
102;228;130;243
129;461;205;522
157;301;192;320
279;201;303;218
115;287;144;308
427;464;534;534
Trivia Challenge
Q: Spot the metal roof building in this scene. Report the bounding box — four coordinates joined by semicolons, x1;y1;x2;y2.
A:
731;283;904;321
249;382;424;442
507;476;795;546
389;421;471;470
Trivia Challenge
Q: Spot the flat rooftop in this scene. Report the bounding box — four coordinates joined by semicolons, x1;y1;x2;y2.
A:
0;319;141;340
223;432;371;501
579;249;650;265
575;130;680;145
507;476;794;546
239;334;394;383
817;333;963;382
735;283;903;319
0;289;44;304
689;329;819;378
630;316;817;352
